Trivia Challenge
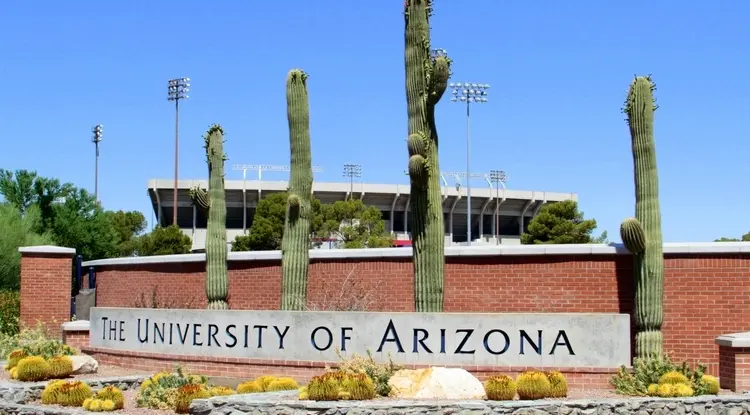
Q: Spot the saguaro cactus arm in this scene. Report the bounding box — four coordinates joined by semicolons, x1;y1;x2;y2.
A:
188;186;210;215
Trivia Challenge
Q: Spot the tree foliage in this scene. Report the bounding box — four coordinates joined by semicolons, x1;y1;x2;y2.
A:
715;232;750;242
0;204;54;290
130;225;192;256
232;193;392;251
521;200;606;244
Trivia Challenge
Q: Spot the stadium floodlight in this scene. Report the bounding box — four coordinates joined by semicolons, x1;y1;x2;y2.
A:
343;164;362;198
91;125;103;202
448;81;490;245
167;77;190;225
231;164;324;181
488;169;508;244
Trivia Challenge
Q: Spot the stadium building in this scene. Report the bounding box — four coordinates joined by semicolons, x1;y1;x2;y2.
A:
147;178;577;251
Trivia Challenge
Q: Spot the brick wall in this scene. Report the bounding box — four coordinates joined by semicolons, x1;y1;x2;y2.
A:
19;246;76;338
19;244;750;382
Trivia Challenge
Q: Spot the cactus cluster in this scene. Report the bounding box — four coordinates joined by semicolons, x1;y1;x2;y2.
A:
40;380;93;406
280;69;314;311
83;398;117;412
404;0;452;312
302;371;376;401
619;75;665;359
484;375;517;401
235;375;299;394
95;385;125;409
647;371;695;398
175;384;211;414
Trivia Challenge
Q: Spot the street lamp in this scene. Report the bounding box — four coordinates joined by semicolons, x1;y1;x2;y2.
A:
343;164;362;199
91;125;103;203
488;169;508;244
449;81;489;246
167;77;190;226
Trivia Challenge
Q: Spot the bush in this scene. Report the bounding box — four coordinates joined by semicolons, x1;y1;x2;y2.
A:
136;367;208;410
0;291;20;336
0;322;78;361
333;348;403;396
611;354;714;397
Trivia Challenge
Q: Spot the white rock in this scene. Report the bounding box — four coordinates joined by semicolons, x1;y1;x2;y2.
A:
69;355;99;374
388;367;485;400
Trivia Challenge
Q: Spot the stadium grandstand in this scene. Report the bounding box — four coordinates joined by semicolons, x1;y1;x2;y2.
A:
147;165;577;251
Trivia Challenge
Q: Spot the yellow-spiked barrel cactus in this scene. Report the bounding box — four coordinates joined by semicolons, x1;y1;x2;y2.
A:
236;380;263;394
340;373;376;400
266;377;299;392
96;385;125;409
16;356;51;382
280;69;314;310
307;374;340;401
545;371;568;398
6;349;27;370
41;380;67;404
404;0;452;312
516;370;551;400
658;371;688;385
57;380;93;406
208;386;235;396
202;124;229;310
47;355;73;379
620;75;665;358
701;375;720;394
484;374;517;400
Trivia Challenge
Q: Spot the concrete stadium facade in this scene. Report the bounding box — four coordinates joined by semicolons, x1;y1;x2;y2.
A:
147;178;578;251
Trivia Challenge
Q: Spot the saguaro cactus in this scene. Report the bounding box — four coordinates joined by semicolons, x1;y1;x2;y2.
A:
404;0;451;312
280;69;313;310
619;75;664;358
201;124;229;310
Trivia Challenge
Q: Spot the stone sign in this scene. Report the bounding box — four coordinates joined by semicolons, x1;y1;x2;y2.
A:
89;308;631;368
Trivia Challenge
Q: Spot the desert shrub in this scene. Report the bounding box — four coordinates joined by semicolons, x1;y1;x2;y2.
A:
0;290;20;336
611;354;713;397
174;384;210;414
136;366;208;410
516;370;551;400
484;374;517;401
333;348;403;396
0;322;78;360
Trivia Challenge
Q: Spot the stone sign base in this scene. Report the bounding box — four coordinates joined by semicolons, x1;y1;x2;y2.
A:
190;392;750;415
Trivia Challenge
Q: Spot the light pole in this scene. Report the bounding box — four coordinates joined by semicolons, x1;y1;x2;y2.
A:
91;125;103;203
343;164;362;199
489;169;508;244
167;77;190;226
450;82;489;245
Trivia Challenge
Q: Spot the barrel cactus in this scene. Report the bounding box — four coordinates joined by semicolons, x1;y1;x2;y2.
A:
619;75;664;358
280;69;314;310
404;0;452;312
200;124;229;310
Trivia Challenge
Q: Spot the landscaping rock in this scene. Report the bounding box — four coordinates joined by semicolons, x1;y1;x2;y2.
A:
69;355;98;375
387;367;485;400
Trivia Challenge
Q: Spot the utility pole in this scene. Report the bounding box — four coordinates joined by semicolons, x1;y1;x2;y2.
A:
91;125;103;203
167;77;190;226
450;82;489;246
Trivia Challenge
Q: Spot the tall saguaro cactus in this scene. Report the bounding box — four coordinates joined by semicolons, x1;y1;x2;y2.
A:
280;69;313;310
404;0;451;312
619;76;664;358
201;124;229;310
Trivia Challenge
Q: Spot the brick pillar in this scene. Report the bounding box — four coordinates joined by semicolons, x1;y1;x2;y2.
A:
716;333;750;392
19;245;76;339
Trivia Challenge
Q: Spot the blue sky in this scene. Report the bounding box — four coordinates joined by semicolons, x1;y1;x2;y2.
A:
1;1;748;242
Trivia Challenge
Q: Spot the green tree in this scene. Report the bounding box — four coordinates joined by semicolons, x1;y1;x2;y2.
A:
134;225;192;256
318;199;394;248
0;204;54;290
0;169;74;230
521;200;605;244
105;210;148;256
49;187;120;260
715;232;750;242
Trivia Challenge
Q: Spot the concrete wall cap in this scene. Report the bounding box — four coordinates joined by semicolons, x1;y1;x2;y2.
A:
19;245;76;255
62;320;90;332
715;332;750;348
81;242;750;268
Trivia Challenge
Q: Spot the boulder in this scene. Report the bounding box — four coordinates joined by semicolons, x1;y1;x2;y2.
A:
69;355;99;375
388;367;485;400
